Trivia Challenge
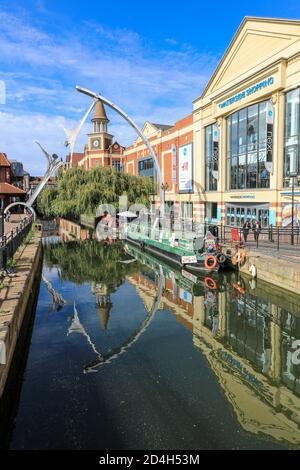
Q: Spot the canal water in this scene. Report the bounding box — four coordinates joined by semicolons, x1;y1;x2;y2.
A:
1;236;300;449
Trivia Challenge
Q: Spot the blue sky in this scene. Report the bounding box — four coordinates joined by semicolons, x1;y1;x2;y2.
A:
0;0;300;174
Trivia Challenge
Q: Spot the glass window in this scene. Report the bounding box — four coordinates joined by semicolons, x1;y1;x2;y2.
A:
247;104;258;152
226;100;271;189
284;88;300;187
211;202;218;219
205;124;218;191
181;202;193;219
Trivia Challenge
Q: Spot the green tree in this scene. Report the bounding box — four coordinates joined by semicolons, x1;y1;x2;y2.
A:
36;167;153;219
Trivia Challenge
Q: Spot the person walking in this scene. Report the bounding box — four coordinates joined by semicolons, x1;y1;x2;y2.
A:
252;219;261;243
242;220;251;242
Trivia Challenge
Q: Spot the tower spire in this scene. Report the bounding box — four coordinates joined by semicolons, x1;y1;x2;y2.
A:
91;100;109;133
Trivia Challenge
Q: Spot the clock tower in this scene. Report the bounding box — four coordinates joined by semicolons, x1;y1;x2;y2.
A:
76;99;124;170
88;100;113;151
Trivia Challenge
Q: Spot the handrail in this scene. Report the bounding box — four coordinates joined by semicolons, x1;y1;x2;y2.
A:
0;217;33;269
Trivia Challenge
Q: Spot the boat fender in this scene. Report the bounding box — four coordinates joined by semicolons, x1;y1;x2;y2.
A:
204;255;217;270
140;241;145;250
232;250;246;265
217;253;226;264
249;264;257;278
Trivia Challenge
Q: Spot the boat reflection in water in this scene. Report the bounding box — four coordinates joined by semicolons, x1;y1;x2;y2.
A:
122;243;300;447
15;237;300;449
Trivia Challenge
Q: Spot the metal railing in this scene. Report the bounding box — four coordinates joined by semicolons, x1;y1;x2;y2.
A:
0;217;33;269
127;214;300;251
198;222;300;251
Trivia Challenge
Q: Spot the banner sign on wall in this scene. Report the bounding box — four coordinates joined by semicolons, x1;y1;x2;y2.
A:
171;145;177;184
179;143;193;192
212;124;219;180
265;100;273;173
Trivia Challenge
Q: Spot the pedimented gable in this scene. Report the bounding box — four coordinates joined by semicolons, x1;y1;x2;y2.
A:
202;17;300;98
135;121;160;144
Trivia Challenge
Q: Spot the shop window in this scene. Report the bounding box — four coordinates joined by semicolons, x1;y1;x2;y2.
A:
181;202;193;219
138;157;156;193
205;124;218;191
211;202;218;220
225;204;269;227
226;100;271;190
112;160;121;171
284;88;300;187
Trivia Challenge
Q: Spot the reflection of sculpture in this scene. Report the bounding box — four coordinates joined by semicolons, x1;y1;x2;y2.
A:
83;265;164;373
67;265;164;373
68;303;102;360
41;273;67;311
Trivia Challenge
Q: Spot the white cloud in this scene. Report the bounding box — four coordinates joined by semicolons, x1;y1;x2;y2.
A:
0;8;218;174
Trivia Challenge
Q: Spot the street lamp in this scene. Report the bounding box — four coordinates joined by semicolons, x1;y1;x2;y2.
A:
161;183;169;228
289;171;297;245
161;182;169;198
0;204;4;239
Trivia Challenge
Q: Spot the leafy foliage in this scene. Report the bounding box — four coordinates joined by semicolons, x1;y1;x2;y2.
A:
37;167;153;218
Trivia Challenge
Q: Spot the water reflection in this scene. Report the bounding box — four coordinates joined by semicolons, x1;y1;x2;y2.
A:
124;243;300;447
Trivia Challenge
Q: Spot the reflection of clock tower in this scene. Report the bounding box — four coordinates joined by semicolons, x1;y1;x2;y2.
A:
88;100;113;151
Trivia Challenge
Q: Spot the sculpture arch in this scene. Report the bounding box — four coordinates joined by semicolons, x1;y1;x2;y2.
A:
4;202;36;220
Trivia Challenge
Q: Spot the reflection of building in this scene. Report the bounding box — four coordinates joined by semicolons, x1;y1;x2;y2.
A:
91;283;112;330
70;101;125;170
127;253;300;447
59;217;90;241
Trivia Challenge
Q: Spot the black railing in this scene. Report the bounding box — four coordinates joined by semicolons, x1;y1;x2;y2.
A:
0;217;33;269
194;222;300;250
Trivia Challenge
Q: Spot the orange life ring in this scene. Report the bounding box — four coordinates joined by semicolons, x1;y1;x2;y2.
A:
204;277;217;290
233;282;245;294
204;254;218;270
232;250;246;265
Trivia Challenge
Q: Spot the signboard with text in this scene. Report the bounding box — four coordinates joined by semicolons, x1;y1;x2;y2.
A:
171;145;177;184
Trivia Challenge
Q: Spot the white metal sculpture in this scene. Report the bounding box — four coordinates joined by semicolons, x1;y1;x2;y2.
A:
26;142;64;207
75;86;165;216
63;99;96;164
4;141;64;216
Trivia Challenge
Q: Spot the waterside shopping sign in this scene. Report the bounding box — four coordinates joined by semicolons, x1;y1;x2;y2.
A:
218;76;274;110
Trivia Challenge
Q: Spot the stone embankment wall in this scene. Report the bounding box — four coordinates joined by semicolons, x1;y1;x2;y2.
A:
240;250;300;295
0;230;42;398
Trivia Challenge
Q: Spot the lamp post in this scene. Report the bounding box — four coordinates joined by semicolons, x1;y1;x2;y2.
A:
161;182;169;200
290;171;297;245
161;183;169;229
0;204;4;239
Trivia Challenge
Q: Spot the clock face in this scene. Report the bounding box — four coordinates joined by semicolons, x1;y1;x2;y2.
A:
93;139;99;148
